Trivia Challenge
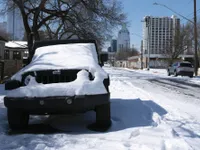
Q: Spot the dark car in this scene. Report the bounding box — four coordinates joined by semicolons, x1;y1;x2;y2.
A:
4;40;111;131
167;62;194;77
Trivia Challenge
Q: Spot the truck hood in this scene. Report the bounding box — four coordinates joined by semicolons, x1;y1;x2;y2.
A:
11;43;108;81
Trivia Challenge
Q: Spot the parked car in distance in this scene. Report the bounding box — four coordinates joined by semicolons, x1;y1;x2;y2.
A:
167;61;194;78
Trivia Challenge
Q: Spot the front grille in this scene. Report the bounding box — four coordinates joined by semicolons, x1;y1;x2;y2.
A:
36;70;80;84
22;69;94;85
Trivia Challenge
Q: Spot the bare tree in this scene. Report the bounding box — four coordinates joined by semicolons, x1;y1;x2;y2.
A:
115;47;139;60
162;25;192;65
1;0;126;57
0;28;11;40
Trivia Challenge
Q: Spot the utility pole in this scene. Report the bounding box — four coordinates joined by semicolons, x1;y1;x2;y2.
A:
145;16;151;70
194;0;199;76
141;40;143;69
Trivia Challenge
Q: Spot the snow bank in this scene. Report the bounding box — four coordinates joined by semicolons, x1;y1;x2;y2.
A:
125;68;167;76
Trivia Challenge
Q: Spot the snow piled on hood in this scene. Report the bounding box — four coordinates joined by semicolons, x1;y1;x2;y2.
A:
11;43;107;81
7;70;108;97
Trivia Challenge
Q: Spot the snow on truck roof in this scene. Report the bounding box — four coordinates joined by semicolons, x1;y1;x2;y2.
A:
11;43;107;81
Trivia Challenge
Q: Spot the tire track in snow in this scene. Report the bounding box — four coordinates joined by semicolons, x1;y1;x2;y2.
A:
148;78;200;101
107;68;196;149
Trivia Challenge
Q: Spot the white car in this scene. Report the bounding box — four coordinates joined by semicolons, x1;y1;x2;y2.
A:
167;61;194;77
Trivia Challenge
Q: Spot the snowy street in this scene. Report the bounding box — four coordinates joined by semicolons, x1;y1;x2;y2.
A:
0;66;200;150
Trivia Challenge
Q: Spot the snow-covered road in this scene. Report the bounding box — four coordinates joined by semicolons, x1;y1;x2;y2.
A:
0;67;200;150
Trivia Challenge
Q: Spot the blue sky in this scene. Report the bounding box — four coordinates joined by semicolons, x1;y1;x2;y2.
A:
116;0;200;50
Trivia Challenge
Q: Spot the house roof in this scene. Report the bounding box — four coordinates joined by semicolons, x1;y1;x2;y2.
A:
128;55;140;60
0;35;8;42
5;41;28;49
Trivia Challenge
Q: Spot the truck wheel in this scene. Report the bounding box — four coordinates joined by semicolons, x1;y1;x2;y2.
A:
7;108;29;130
88;103;111;132
174;70;178;77
167;70;170;76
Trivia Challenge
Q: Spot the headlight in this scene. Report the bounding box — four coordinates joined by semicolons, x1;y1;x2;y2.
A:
24;75;32;86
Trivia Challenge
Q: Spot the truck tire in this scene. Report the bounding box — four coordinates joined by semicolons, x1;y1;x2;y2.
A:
174;70;178;77
96;103;111;131
7;108;29;130
88;103;111;132
189;75;193;78
167;70;170;76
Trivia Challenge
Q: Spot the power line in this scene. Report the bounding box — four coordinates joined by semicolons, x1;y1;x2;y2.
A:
180;8;200;22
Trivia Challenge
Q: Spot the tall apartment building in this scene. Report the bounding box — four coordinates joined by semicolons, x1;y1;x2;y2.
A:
117;25;130;51
142;15;180;58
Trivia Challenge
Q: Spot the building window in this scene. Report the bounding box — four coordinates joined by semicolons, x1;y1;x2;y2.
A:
24;50;29;58
13;51;21;60
4;50;10;59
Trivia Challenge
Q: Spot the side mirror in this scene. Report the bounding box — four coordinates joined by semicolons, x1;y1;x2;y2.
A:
100;53;108;66
5;80;21;90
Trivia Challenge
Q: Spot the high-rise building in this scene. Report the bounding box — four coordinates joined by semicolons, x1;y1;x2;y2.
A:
117;25;130;51
0;12;6;22
107;46;111;52
111;39;117;52
6;2;24;40
142;15;180;58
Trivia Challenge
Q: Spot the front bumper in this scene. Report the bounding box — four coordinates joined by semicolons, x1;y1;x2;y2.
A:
4;93;110;115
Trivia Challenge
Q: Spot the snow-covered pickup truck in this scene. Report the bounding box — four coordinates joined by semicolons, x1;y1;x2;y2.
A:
4;40;111;131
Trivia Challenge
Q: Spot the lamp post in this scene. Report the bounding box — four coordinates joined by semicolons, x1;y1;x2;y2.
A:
153;1;199;76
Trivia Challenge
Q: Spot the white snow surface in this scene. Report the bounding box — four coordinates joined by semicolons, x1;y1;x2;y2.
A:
11;43;107;81
125;68;200;84
0;66;200;149
5;41;27;48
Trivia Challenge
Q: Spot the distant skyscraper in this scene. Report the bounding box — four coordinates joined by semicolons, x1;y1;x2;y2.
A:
117;24;130;51
6;2;24;40
111;39;117;52
142;15;180;58
0;12;6;22
107;46;111;52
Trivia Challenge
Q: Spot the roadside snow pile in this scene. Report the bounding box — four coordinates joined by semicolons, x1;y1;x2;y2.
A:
125;68;167;76
11;43;107;81
7;70;107;97
124;67;200;84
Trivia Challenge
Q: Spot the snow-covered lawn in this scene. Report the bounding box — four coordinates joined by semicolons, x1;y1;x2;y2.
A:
0;66;200;149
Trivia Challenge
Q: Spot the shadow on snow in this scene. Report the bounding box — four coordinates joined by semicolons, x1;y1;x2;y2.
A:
5;98;167;135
